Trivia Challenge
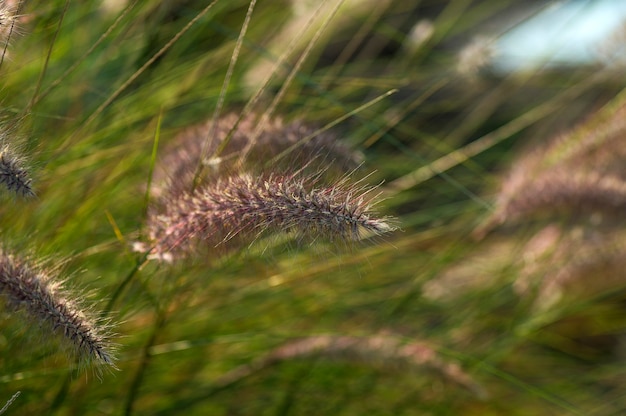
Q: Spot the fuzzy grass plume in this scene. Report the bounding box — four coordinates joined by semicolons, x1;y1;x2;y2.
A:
484;170;626;229
151;113;363;200
469;100;626;311
143;171;394;260
213;334;487;399
515;226;626;310
0;249;114;366
477;103;626;236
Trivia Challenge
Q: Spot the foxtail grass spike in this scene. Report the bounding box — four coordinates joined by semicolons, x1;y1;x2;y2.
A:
476;103;626;237
516;227;626;310
485;171;626;230
214;335;487;399
0;249;114;366
151;113;363;199
144;172;394;260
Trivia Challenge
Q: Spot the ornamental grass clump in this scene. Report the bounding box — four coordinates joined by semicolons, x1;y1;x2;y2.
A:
0;249;114;367
144;171;394;261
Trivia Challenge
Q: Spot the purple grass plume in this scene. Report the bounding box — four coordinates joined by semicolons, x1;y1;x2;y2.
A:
484;170;626;231
213;334;487;399
151;113;363;200
142;171;395;261
476;103;626;237
0;249;115;366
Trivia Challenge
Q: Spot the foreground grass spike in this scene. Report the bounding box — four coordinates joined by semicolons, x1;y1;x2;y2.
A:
0;145;33;197
0;249;114;366
213;335;487;399
151;113;363;199
144;172;394;260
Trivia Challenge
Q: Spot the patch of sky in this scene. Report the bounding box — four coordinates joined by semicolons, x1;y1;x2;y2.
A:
492;0;626;72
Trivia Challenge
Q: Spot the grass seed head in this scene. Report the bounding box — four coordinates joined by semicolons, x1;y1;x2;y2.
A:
214;334;487;399
478;104;626;236
0;249;115;367
143;171;395;261
151;113;363;200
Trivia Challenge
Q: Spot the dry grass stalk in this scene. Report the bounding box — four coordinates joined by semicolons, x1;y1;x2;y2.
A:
143;171;394;261
214;335;487;399
0;249;114;366
0;391;20;415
